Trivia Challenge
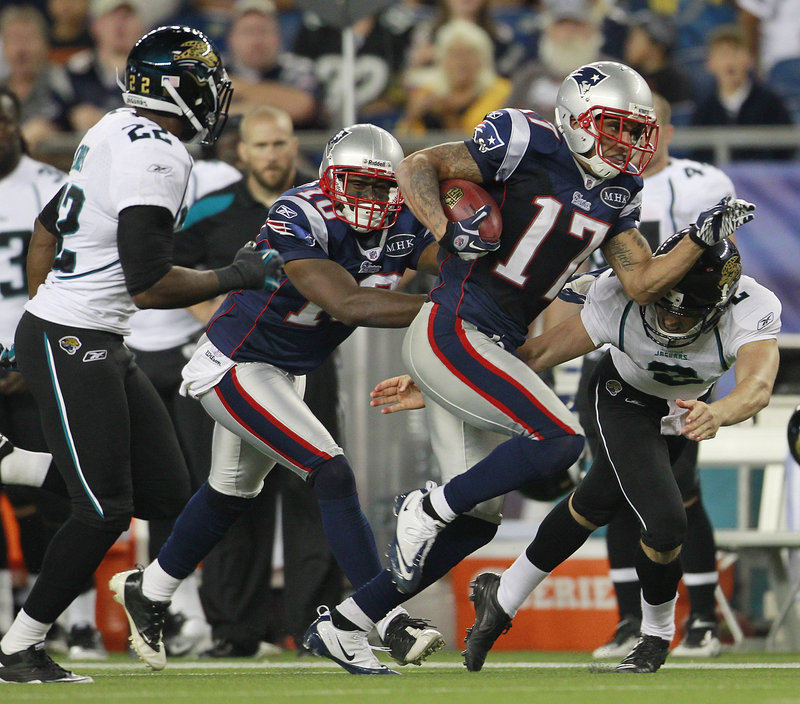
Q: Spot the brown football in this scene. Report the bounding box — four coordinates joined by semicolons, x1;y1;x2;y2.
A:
439;179;503;243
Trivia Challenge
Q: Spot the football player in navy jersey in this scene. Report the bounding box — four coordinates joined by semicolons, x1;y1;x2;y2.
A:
302;61;756;674
367;234;780;673
111;123;446;674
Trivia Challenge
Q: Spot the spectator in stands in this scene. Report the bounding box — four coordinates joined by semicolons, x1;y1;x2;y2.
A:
506;0;610;119
623;10;693;118
291;6;416;128
56;0;144;134
47;0;93;66
737;0;800;78
0;5;70;150
396;18;510;135
224;0;320;129
691;24;794;162
406;0;523;79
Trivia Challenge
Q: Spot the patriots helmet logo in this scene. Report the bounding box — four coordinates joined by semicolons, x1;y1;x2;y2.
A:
569;65;610;97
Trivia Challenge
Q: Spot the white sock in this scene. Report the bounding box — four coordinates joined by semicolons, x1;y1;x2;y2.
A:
640;594;678;641
429;486;457;523
0;609;51;654
141;559;182;603
66;588;97;629
0;448;51;487
375;605;409;641
170;572;207;622
336;597;375;632
0;569;13;634
496;553;550;617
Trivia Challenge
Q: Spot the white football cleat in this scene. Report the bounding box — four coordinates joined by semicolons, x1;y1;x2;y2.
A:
302;607;398;675
389;481;445;594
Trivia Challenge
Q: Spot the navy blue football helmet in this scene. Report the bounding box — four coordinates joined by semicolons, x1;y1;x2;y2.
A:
121;25;232;146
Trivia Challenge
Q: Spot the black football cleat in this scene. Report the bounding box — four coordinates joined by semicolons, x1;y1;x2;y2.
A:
616;634;671;673
0;642;92;683
382;612;445;666
463;572;512;671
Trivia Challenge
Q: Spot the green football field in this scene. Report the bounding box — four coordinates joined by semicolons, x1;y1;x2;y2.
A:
2;650;800;704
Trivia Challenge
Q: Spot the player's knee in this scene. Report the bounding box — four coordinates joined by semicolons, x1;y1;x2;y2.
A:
641;510;687;556
203;482;252;519
641;542;682;565
72;504;133;534
307;455;356;500
569;493;614;528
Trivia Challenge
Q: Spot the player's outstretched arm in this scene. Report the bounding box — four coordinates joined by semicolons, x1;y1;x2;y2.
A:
518;313;597;372
396;141;483;241
677;338;778;441
284;258;426;328
370;374;425;414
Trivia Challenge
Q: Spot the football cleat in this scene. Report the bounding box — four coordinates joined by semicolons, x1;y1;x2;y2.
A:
463;572;512;672
592;615;641;658
616;634;670;673
0;642;92;683
382;611;445;666
389;481;445;594
671;615;721;657
109;568;169;670
302;606;398;675
67;624;108;660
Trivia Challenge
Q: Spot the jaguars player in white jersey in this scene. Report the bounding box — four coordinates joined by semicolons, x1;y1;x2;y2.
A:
586;94;736;660
458;234;780;673
0;26;280;684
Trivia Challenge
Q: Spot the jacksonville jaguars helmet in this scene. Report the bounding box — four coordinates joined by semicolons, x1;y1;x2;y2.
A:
318;124;405;231
641;231;742;348
789;405;800;465
555;61;658;179
121;25;232;146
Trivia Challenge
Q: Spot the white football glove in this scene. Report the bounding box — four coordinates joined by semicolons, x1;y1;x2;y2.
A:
688;196;756;248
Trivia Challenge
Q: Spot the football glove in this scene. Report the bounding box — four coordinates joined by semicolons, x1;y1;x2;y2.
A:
438;205;501;260
558;267;610;304
216;241;285;292
789;405;800;465
0;343;16;371
688;196;756;248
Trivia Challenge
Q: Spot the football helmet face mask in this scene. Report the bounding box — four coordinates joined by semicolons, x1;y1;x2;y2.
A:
641;232;742;348
121;25;233;146
318;124;404;232
555;61;658;179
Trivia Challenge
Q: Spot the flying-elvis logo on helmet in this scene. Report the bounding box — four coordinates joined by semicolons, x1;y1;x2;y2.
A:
173;40;218;68
569;65;610;97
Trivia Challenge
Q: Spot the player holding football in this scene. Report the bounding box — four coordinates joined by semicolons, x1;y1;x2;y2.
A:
302;61;755;674
370;233;780;673
0;26;282;684
110;123;446;673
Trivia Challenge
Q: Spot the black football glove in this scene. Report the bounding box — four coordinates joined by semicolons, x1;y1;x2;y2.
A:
216;241;285;292
687;196;755;248
438;205;500;260
0;343;16;371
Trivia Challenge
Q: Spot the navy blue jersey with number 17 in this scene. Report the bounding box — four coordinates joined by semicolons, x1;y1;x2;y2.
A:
429;108;644;350
205;181;434;375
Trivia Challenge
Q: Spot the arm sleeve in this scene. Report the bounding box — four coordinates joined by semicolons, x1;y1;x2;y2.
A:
37;185;66;235
117;205;175;296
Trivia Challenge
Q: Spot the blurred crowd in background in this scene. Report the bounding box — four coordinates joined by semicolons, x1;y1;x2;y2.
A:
0;0;798;162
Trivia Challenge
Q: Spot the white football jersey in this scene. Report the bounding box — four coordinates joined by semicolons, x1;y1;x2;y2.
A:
26;108;192;335
580;271;781;400
639;157;735;246
0;155;67;345
125;159;242;352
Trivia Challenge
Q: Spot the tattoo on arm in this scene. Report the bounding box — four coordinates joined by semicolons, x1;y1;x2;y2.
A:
403;142;483;238
603;229;651;272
